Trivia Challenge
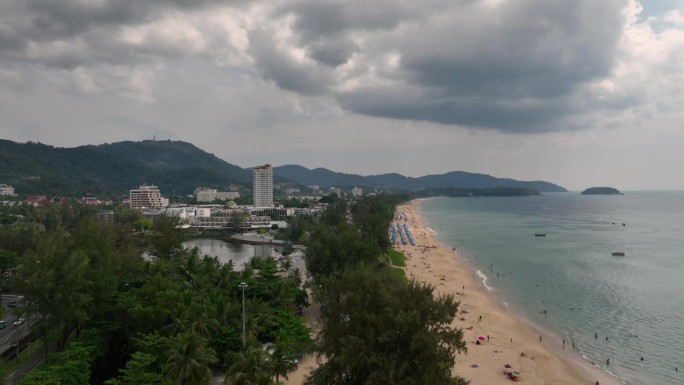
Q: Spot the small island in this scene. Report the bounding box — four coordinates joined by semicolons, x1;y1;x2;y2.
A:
581;187;622;195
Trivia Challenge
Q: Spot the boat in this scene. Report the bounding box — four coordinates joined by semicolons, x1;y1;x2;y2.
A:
534;233;546;237
611;252;625;256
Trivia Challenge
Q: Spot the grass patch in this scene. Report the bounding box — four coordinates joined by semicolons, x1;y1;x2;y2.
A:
391;267;407;280
388;249;406;267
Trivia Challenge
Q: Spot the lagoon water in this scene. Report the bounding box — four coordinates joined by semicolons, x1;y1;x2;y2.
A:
419;192;684;385
182;238;281;269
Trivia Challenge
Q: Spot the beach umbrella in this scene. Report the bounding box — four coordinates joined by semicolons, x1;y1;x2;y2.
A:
478;336;486;341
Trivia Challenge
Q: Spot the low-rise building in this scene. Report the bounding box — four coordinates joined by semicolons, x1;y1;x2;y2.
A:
0;184;16;196
194;187;240;202
24;195;50;206
351;187;363;197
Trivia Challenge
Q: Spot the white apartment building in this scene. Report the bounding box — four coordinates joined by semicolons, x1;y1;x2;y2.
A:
129;184;169;209
194;188;218;202
253;164;274;207
351;187;363;197
0;184;16;196
194;188;241;202
217;191;240;200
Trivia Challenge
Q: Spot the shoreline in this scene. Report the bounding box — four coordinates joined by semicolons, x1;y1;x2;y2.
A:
405;198;622;385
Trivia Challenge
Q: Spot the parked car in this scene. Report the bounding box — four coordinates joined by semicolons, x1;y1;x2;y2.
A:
0;320;6;329
12;317;25;327
7;300;17;308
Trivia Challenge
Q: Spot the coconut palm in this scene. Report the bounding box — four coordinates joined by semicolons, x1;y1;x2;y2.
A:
224;342;273;385
163;332;218;385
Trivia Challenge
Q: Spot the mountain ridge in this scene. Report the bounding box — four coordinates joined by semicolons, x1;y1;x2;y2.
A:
273;165;567;192
0;139;567;196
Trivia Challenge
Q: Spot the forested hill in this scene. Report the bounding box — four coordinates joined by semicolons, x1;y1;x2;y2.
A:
274;165;567;193
0;140;252;196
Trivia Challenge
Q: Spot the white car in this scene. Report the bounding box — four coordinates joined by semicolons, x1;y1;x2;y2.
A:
12;317;25;327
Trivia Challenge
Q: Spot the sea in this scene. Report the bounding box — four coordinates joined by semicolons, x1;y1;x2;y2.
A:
418;192;684;385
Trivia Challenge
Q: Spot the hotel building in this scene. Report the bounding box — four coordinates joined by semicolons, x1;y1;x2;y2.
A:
253;164;274;207
129;184;169;209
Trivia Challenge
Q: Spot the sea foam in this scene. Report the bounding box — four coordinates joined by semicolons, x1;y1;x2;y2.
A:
475;270;493;291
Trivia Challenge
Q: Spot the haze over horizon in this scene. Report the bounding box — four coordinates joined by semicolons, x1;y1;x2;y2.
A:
1;0;683;191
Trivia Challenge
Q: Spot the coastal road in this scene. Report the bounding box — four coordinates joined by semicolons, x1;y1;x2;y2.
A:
0;295;30;356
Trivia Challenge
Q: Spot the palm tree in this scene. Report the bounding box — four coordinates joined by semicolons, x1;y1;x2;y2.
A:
270;335;297;383
224;342;273;385
163;332;218;385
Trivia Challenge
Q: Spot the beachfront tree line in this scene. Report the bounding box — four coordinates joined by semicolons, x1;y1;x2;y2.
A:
304;196;469;385
0;201;310;385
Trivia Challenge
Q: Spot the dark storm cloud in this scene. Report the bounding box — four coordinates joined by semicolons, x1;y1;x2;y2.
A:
21;0;234;40
336;86;574;132
0;24;27;51
308;38;358;67
265;0;632;133
248;29;335;95
0;0;665;135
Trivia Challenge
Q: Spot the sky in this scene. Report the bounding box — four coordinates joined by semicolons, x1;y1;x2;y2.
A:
1;0;683;191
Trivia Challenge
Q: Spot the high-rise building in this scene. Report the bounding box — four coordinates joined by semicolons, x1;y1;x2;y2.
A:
253;164;274;207
129;184;168;209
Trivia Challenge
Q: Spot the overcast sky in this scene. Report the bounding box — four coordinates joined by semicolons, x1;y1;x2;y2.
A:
1;0;683;190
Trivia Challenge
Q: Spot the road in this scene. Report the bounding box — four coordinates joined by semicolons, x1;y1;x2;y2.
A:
0;294;31;355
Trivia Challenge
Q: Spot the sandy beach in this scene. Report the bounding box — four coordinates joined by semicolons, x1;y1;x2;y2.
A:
286;199;623;385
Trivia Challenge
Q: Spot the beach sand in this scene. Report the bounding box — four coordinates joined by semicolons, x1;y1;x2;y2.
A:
286;199;622;385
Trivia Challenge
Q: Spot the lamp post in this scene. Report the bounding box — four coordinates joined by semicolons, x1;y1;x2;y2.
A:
239;282;248;347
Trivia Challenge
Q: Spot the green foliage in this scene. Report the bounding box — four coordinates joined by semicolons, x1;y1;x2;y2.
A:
224;342;274;385
308;265;468;385
229;211;249;229
21;341;96;385
162;332;218;385
278;215;316;245
0;139;251;196
150;214;187;259
1;202;310;385
278;198;309;208
104;352;168;385
301;195;467;385
305;222;381;279
351;195;396;252
387;249;406;267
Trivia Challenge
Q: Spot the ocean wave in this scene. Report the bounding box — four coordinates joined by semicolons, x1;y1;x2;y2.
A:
426;227;436;233
476;270;493;291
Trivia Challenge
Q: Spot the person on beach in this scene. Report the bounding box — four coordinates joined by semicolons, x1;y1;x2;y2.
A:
539;336;542;343
562;339;565;349
606;358;610;366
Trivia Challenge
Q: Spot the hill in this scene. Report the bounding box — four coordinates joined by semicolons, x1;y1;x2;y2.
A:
274;165;567;193
0;140;252;196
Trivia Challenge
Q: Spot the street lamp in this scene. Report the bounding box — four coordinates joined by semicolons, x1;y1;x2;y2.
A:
239;282;248;347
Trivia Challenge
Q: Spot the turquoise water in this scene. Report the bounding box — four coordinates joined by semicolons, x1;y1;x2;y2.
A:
419;192;684;385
